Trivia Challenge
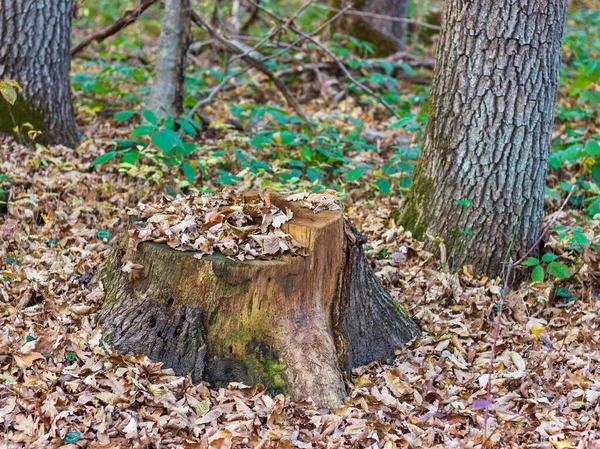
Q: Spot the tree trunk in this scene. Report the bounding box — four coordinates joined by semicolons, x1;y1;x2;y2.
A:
0;0;78;147
149;0;192;119
400;0;568;278
99;194;420;408
331;0;409;57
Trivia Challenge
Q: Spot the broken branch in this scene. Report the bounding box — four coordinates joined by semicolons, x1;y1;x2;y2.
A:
71;0;159;56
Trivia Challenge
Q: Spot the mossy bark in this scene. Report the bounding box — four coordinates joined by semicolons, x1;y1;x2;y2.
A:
99;194;420;408
0;0;78;147
330;0;409;57
400;0;568;278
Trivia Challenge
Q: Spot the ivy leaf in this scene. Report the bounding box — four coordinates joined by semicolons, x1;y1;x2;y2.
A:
547;262;570;279
90;151;118;167
531;265;545;283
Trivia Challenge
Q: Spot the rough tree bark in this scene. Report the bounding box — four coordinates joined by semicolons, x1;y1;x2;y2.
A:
99;194;420;408
0;0;78;147
331;0;409;57
149;0;192;119
400;0;568;277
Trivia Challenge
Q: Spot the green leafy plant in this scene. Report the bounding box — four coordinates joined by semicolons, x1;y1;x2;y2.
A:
90;109;203;182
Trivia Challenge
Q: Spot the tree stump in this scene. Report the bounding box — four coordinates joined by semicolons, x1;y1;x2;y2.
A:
99;193;420;408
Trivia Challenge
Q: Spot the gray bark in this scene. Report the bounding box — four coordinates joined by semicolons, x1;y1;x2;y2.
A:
0;0;78;147
332;0;409;57
149;0;191;119
400;0;568;277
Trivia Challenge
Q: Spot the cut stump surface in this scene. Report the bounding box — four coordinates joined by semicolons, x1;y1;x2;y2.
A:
99;193;419;408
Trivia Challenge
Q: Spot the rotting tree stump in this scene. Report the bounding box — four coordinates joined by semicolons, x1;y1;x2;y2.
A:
99;193;420;408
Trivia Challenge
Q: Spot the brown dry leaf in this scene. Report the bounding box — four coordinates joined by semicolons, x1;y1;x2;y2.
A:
121;261;144;281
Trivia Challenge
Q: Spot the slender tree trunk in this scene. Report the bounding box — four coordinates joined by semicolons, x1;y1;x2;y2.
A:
0;0;78;147
331;0;409;57
149;0;192;119
400;0;568;277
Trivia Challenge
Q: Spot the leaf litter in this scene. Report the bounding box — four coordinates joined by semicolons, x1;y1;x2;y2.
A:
127;190;304;261
1;131;599;448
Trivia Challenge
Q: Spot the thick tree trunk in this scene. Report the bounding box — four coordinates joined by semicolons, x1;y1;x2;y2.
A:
99;194;419;408
331;0;409;57
400;0;568;277
0;0;78;147
149;0;192;119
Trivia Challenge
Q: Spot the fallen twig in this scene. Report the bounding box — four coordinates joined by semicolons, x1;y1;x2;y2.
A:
71;0;159;56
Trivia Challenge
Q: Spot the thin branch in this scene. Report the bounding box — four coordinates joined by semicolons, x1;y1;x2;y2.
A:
482;189;574;445
188;4;349;118
241;0;261;32
191;11;317;135
245;0;401;119
188;55;230;117
312;3;441;30
71;0;159;56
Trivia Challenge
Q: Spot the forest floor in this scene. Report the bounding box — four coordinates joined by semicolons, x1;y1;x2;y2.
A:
1;4;600;449
1;123;599;448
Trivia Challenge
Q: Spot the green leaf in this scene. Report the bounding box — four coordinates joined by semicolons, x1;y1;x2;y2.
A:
177;119;197;136
570;229;590;246
584;140;600;156
457;198;472;208
522;257;540;267
90;151;118;167
131;125;156;137
301;145;312;160
114;110;136;121
0;374;16;383
375;178;391;194
270;110;289;125
182;162;195;182
151;129;182;154
121;151;140;165
96;230;112;239
547;261;570;279
531;265;545;283
346;167;363;182
0;81;18;105
142;109;158;125
541;253;558;263
64;431;81;443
